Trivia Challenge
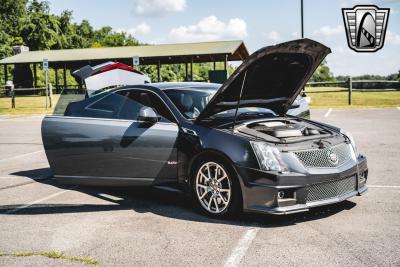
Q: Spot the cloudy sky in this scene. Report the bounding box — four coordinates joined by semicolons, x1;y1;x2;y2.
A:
48;0;400;76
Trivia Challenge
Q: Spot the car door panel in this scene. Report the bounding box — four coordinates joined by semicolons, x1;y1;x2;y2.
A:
42;115;178;184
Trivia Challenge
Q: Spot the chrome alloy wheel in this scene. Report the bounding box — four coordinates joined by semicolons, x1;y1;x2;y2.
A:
195;162;231;214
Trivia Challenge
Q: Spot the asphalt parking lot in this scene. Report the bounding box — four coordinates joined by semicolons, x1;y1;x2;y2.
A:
0;108;399;267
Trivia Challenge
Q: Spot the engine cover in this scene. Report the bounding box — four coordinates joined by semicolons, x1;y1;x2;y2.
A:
250;121;305;138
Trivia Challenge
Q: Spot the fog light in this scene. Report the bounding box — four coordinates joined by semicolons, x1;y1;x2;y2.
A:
358;170;368;188
277;189;297;207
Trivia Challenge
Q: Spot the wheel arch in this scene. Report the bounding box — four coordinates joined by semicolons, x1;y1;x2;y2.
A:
188;149;245;208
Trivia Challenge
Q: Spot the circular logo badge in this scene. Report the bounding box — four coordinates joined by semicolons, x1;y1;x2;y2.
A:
328;152;339;164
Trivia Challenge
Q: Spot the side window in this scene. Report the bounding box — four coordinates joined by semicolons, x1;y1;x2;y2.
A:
147;93;176;122
117;92;144;120
120;90;175;123
86;94;122;118
86;92;141;119
81;90;175;122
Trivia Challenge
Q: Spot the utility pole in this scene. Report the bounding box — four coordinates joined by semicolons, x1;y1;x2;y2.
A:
301;0;304;38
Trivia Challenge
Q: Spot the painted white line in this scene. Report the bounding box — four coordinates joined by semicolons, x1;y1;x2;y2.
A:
0;150;43;163
324;108;333;118
224;228;259;267
6;186;78;214
368;185;400;188
98;193;124;201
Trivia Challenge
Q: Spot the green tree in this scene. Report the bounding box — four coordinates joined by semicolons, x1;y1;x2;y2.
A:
20;0;63;50
0;0;27;85
310;60;335;82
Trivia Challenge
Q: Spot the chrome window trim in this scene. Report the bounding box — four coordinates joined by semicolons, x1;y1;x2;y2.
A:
46;115;178;127
62;87;179;123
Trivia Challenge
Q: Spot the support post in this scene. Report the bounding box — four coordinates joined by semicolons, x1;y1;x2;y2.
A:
63;65;67;89
190;57;193;81
224;55;227;71
213;61;216;71
10;82;15;109
157;60;161;82
185;62;188;81
33;64;37;88
4;64;7;83
48;83;52;108
45;67;48;109
55;68;59;92
348;77;352;105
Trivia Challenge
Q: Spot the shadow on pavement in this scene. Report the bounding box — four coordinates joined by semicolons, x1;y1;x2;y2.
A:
1;167;357;228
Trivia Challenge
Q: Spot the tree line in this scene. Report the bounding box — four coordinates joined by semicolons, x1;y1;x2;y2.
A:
1;0;398;88
0;0;235;87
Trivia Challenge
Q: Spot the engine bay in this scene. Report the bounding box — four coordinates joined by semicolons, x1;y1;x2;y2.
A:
235;118;331;143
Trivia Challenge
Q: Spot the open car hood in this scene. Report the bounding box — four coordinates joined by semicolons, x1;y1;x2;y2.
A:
197;39;330;120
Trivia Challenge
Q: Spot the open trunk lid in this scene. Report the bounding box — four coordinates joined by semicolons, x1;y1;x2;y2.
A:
72;61;150;97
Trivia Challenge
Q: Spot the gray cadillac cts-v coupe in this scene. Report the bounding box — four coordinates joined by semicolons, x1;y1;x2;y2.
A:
42;39;368;217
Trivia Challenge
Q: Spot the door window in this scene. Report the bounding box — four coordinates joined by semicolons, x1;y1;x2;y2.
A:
118;90;175;122
86;93;137;119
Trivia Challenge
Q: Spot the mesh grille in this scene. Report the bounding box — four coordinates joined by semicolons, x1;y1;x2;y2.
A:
294;143;352;168
306;176;357;203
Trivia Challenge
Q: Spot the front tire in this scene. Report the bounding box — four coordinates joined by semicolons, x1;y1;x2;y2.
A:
192;159;242;218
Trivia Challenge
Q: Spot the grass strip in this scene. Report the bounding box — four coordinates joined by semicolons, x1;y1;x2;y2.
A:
0;251;99;266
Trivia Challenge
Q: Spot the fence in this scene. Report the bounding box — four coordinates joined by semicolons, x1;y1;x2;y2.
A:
305;78;400;105
0;79;399;109
0;85;82;97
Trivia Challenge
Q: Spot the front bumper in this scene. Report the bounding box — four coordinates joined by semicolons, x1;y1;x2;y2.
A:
237;155;368;215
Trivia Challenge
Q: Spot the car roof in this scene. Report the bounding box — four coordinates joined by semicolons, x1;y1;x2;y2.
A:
151;82;221;90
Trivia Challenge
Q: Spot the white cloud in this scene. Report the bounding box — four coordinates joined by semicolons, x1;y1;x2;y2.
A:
266;31;281;42
134;0;187;16
291;31;299;38
168;16;248;42
115;23;151;36
312;25;343;37
386;31;400;45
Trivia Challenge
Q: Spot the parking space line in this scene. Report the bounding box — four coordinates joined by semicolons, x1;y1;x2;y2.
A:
224;228;259;267
368;185;400;188
5;186;78;214
98;193;124;201
0;150;43;163
324;108;333;117
0;177;50;191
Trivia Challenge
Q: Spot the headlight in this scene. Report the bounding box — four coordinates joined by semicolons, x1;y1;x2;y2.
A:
340;129;358;157
250;141;288;172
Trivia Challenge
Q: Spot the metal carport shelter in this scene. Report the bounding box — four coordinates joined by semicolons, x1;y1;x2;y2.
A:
0;40;249;89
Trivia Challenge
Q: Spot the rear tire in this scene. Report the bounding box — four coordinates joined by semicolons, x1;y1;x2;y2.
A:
191;157;242;218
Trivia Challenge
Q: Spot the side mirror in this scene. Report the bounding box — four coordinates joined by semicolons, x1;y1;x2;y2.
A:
138;107;159;123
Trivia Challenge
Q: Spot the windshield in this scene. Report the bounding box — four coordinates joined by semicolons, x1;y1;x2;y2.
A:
163;87;217;119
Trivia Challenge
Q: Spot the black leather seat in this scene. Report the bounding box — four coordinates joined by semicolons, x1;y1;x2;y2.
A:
181;94;199;118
